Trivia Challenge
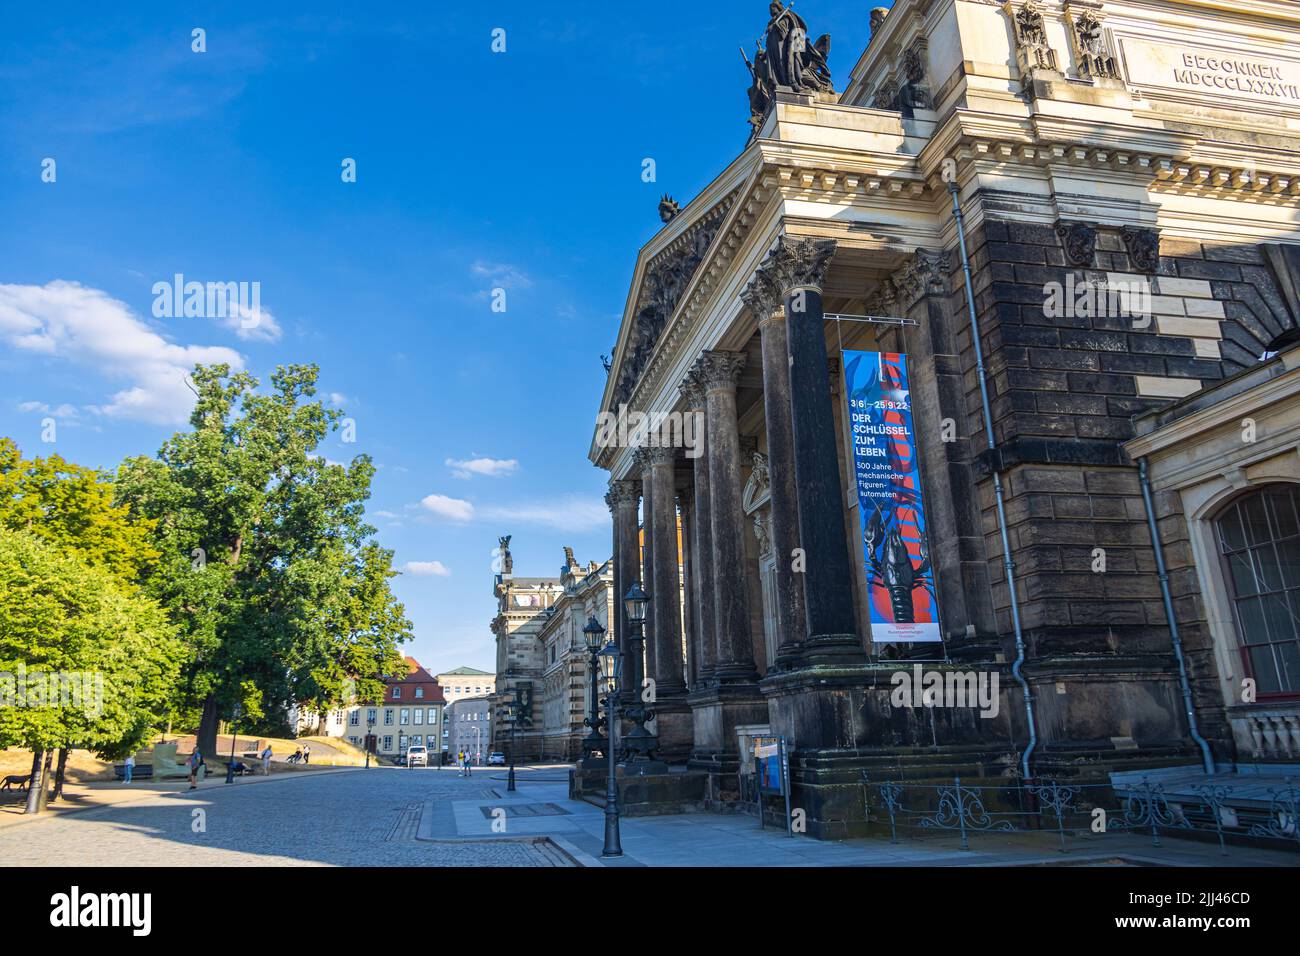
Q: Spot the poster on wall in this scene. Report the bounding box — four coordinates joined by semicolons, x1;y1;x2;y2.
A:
842;350;941;643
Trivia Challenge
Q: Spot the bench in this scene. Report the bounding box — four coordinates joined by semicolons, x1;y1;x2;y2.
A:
113;764;154;780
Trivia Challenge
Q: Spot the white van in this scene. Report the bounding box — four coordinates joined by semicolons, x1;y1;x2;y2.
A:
406;745;428;768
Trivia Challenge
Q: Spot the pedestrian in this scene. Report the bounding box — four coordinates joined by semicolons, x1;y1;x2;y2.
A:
123;753;134;784
463;752;472;777
260;744;273;776
302;743;311;765
187;748;204;790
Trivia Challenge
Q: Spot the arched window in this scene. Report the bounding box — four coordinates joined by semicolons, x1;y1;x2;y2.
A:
1216;484;1300;698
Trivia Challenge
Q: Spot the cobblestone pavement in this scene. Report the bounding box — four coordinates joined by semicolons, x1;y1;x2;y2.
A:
2;767;568;866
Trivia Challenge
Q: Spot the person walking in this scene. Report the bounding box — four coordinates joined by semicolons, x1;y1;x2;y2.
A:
260;744;273;776
302;743;311;765
462;752;472;777
187;748;204;790
123;753;134;784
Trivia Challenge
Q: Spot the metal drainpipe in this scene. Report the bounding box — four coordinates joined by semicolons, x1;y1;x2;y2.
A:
947;180;1038;780
1137;456;1216;774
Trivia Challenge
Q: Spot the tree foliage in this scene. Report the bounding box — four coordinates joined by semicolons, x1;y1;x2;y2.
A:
115;363;411;749
0;529;183;757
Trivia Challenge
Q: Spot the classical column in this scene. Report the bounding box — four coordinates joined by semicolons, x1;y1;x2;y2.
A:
740;265;807;670
678;482;697;688
766;235;864;666
634;447;658;684
607;478;642;704
678;377;716;685
695;350;760;683
648;445;687;698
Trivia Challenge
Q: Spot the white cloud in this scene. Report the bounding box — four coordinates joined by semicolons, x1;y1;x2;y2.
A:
18;400;81;420
445;455;519;479
328;392;348;406
481;495;609;532
420;494;475;522
470;260;533;290
221;301;282;342
0;281;244;425
372;510;400;520
406;560;451;577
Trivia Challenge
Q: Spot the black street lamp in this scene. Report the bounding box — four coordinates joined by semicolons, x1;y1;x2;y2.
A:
620;582;662;770
365;714;376;769
598;639;624;857
581;616;608;765
225;702;242;784
504;701;518;792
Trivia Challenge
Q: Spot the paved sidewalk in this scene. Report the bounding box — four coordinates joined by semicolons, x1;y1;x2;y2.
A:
0;765;349;831
423;768;1300;867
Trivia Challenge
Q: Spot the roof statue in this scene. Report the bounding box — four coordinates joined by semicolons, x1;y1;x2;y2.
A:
743;3;833;137
658;194;681;223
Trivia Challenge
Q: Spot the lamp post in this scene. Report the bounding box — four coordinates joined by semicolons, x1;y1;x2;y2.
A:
620;582;662;771
581;616;608;766
598;640;624;857
504;701;518;792
225;702;242;784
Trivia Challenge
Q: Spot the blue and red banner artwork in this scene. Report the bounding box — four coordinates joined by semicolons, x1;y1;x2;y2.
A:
842;350;941;643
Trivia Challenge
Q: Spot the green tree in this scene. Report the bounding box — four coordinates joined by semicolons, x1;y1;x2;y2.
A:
0;437;159;580
0;529;183;811
115;363;411;757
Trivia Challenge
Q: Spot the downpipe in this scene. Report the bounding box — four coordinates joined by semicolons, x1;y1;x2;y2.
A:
1137;457;1216;774
947;180;1038;780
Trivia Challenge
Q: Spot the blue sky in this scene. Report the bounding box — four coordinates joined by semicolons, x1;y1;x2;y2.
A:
0;1;884;672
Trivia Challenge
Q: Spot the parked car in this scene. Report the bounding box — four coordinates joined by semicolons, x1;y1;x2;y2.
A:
487;752;506;766
406;745;428;768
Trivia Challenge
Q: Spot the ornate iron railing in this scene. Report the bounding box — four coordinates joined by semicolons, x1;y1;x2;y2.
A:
861;772;1300;857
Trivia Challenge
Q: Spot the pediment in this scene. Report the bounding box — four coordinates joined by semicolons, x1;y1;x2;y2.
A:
609;191;740;409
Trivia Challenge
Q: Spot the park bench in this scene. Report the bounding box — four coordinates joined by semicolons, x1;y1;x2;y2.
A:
112;764;154;780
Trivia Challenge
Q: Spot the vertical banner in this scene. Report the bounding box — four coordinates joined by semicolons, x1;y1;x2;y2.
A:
843;350;941;643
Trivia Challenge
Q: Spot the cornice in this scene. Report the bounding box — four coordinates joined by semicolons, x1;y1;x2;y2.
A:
921;109;1300;201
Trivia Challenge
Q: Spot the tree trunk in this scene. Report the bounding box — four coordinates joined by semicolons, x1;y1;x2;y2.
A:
24;750;42;814
52;748;69;801
26;750;54;814
197;693;220;761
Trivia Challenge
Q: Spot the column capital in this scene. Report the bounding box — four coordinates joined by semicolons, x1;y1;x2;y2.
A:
646;445;678;466
739;262;784;322
632;446;656;471
692;350;747;392
606;479;641;511
767;236;837;295
678;374;707;411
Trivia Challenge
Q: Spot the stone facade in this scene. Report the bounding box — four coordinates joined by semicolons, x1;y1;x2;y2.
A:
488;544;613;761
588;0;1300;837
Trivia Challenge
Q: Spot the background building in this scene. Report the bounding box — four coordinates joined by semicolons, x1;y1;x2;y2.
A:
488;541;614;760
444;696;492;764
435;666;495;706
340;657;446;760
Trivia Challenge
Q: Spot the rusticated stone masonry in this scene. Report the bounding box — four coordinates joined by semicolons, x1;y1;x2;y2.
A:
952;218;1298;762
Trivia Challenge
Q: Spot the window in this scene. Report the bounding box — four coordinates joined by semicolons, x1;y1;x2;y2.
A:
367;708;377;725
1217;485;1300;697
383;735;393;751
349;711;359;726
429;708;438;724
384;709;394;725
398;734;407;751
410;734;422;746
400;708;410;725
415;687;424;698
393;687;401;699
414;708;423;725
